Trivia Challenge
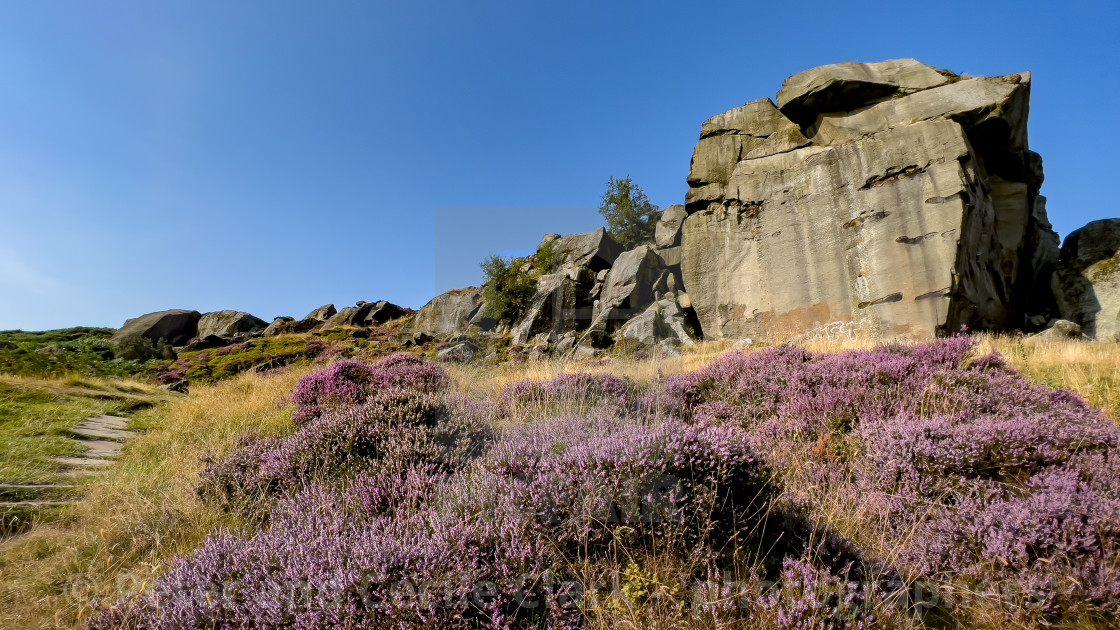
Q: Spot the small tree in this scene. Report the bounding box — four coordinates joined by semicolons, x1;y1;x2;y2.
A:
481;255;537;325
599;175;661;250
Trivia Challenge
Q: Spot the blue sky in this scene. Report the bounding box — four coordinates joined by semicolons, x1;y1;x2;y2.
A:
1;1;1117;330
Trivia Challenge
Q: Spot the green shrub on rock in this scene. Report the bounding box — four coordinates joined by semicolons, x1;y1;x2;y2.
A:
481;254;537;325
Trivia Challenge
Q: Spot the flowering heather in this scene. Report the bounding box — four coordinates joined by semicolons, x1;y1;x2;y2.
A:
101;339;1120;628
486;415;774;569
291;359;377;423
93;467;580;630
292;354;450;424
200;355;474;511
499;372;634;417
652;337;1120;622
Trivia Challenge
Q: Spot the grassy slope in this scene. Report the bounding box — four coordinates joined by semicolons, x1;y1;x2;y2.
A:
0;376;164;485
0;335;1116;629
0;329;151;379
0;368;308;629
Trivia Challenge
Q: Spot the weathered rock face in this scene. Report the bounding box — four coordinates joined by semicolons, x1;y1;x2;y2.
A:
655;205;688;248
322;301;411;329
599;245;663;314
111;310;201;352
550;228;623;271
195;311;267;340
405;288;485;336
681;59;1058;341
303;304;337;323
616;299;696;349
261;317;295;337
576;245;674;349
510;273;586;344
776;59;954;124
1053;219;1120;340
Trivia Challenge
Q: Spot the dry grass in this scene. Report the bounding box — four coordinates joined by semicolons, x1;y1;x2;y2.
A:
0;366;313;630
976;335;1120;422
1;334;1117;629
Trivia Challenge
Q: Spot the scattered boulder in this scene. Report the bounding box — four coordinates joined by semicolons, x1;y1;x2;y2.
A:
321;306;366;329
682;60;1058;341
304;304;337;322
655;205;688;248
0;341;16;351
549;228;623;272
321;301;410;329
437;342;479;363
615;299;696;349
405;288;485;337
285;304;337;333
195;311;267;341
1052;219;1120;340
364;301;411;325
111;310;201;358
1030;319;1088;341
181;335;233;352
261;317;295;337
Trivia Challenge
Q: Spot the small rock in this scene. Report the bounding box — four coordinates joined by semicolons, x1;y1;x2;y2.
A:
1030;319;1088;341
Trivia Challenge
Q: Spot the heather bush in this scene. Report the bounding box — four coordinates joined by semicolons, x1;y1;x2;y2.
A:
499;372;635;418
291;359;377;423
651;338;1120;623
100;339;1120;628
94;467;580;629
199;355;472;512
292;354;450;424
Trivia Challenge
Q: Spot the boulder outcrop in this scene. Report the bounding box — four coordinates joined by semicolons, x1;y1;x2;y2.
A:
549;228;623;271
195;311;267;340
261;317;295;337
111;309;201;357
1052;219;1120;340
322;301;410;329
681;59;1058;341
616;299;696;349
405;288;486;337
655;205;687;248
510;273;586;344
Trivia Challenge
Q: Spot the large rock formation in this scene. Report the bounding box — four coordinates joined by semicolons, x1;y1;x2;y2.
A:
405;288;486;337
111;309;202;358
681;59;1058;341
655;205;687;248
548;228;623;271
322;300;410;329
195;311;267;340
1052;219;1120;340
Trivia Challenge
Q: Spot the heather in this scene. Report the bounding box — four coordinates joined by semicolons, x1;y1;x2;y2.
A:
658;338;1120;624
498;371;635;417
197;356;481;512
6;337;1120;629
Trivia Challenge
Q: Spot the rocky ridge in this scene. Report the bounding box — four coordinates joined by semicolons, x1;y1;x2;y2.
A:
108;60;1120;363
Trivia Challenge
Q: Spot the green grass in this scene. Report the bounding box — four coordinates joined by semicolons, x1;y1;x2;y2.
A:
0;328;152;379
161;335;335;384
0;377;163;485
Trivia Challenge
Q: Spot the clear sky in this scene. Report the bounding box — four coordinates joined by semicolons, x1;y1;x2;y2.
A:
1;1;1117;330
